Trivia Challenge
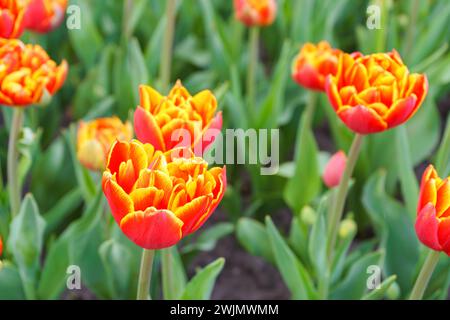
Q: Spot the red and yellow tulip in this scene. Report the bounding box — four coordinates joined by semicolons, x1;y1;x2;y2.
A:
416;165;450;256
325;50;428;134
102;140;226;250
292;41;342;91
0;0;27;38
0;38;68;106
134;81;222;156
233;0;276;27
323;150;347;188
77;117;133;171
24;0;67;33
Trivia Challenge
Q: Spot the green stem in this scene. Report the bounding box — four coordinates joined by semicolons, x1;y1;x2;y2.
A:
136;249;155;300
122;0;133;40
409;250;440;300
246;27;259;115
303;91;317;130
404;0;420;62
375;0;388;52
436;114;450;175
326;133;364;261
8;108;24;217
160;0;177;93
161;248;174;299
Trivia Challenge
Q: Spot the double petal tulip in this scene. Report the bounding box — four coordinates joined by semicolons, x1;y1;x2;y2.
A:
292;41;342;91
0;0;27;38
325;49;428;134
323;150;347;188
24;0;67;33
233;0;276;27
134;81;222;156
416;165;450;256
77;117;133;171
0;38;68;106
102;140;226;249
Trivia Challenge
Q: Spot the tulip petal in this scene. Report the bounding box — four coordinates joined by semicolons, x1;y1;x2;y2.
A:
197;111;223;155
293;64;324;91
191;167;227;233
120;208;183;250
134;106;165;151
438;217;450;256
325;76;342;111
436;179;450;217
337;105;387;134
139;85;163;112
175;195;212;236
418;178;438;213
383;96;417;128
415;203;442;251
130;187;165;212
107;140;130;175
103;173;134;224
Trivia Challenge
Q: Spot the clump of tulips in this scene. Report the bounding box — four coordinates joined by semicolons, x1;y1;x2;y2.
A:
0;0;449;302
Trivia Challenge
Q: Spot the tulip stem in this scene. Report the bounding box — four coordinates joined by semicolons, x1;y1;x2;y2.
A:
326;133;364;261
247;27;259;116
304;91;317;130
160;0;177;93
137;249;155;300
161;248;175;299
7;108;24;217
409;250;440;300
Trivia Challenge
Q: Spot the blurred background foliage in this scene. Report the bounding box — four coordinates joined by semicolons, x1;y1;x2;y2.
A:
0;0;449;300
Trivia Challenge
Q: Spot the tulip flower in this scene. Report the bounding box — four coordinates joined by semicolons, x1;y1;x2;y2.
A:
24;0;67;33
0;0;27;38
0;235;3;257
102;140;226;250
292;41;342;91
134;81;222;156
77;117;133;171
323;150;347;188
325;49;428;134
0;38;68;106
415;165;450;256
233;0;277;27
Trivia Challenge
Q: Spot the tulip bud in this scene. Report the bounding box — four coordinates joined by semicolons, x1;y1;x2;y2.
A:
339;217;357;239
233;0;277;27
0;235;3;257
385;281;401;300
323;151;347;188
300;206;317;226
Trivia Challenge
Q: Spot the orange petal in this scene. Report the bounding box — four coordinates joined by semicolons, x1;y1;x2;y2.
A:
436;179;450;217
106;140;130;174
139;85;163;112
337;105;387;134
418;178;437;212
134;106;165;151
196;111;223;156
130;187;165;211
175;195;212;236
292;63;325;91
383;95;417;128
102;173;134;224
415;203;441;251
120;208;183;250
325;76;342;111
438;218;450;256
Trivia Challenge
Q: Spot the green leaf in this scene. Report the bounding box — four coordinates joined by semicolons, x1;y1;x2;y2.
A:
362;275;398;300
68;0;103;67
266;216;316;299
330;251;383;299
308;197;327;278
435;114;450;175
8;194;46;299
236;218;274;264
180;258;225;300
38;190;105;299
64;125;96;202
161;246;187;300
362;171;419;294
283;111;321;214
99;239;136;299
395;126;419;221
44;188;83;236
182;223;234;253
0;263;26;299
